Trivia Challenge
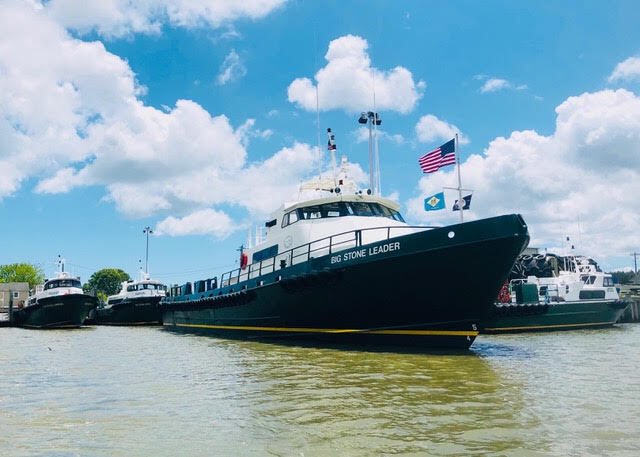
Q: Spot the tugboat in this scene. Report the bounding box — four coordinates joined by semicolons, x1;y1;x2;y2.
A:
482;253;628;333
95;272;167;325
11;258;97;329
161;129;530;349
95;227;166;325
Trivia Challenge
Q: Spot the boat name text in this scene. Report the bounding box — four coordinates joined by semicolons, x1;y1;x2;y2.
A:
331;242;400;264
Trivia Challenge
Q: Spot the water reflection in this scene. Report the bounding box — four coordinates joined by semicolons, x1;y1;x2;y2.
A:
213;339;544;456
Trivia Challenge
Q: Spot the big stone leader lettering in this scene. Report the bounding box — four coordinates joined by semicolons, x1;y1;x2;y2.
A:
331;242;401;264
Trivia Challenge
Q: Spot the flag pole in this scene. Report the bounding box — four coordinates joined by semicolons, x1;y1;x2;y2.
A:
455;133;464;223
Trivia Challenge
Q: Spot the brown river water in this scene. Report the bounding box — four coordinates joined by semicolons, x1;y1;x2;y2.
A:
1;324;639;456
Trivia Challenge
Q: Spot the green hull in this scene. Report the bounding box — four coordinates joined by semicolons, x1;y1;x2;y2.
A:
163;214;530;350
95;297;163;325
481;300;629;334
11;294;97;329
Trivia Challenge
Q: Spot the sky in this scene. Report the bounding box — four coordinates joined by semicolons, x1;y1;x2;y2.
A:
1;0;640;284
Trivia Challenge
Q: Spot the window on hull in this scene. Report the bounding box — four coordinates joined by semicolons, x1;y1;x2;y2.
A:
282;201;404;227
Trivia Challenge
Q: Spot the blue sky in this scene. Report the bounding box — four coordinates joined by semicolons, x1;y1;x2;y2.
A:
1;0;640;284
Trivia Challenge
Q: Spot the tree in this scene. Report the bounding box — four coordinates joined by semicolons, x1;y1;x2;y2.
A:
83;268;131;302
0;263;45;288
609;271;637;285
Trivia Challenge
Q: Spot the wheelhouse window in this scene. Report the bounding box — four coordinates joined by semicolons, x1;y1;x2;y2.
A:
45;279;81;290
603;277;614;287
281;201;405;227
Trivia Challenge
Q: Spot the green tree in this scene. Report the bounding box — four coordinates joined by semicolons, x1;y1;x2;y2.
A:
83;268;131;302
0;263;45;288
610;271;637;285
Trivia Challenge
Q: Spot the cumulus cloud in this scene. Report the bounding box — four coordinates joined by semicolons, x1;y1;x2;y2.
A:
287;35;425;114
405;89;640;263
415;115;469;145
217;49;247;85
44;0;287;38
0;2;321;240
608;56;640;83
155;209;235;237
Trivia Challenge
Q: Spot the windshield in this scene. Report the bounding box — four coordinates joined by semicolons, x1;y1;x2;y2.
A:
44;279;81;290
283;201;404;227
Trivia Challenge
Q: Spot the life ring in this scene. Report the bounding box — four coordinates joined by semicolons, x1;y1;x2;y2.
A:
240;252;248;270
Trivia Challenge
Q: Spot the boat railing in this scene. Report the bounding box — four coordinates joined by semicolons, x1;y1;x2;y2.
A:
220;225;431;287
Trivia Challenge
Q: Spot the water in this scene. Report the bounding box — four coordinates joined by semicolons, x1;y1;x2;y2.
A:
1;325;639;456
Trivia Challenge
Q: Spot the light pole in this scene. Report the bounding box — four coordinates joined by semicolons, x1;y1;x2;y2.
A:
143;226;153;274
358;111;382;195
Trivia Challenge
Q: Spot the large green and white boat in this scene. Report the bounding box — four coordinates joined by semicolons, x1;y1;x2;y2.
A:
161;144;530;349
482;254;628;334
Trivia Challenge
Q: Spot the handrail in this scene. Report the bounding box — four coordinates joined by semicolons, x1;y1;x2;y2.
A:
218;224;435;288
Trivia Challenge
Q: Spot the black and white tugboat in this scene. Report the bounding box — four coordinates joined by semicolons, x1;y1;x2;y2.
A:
11;257;97;329
161;128;529;349
95;227;167;325
95;273;167;325
482;253;628;333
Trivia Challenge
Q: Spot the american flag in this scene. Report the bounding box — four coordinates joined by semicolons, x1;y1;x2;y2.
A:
418;138;456;174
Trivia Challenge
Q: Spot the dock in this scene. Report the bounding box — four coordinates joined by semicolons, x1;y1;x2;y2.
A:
619;284;640;323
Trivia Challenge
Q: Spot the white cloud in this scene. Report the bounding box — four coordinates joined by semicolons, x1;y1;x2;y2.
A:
478;76;528;94
0;2;322;240
415;115;469;145
155;209;235;237
608;56;640;83
44;0;287;38
406;89;640;265
216;49;247;85
287;35;424;114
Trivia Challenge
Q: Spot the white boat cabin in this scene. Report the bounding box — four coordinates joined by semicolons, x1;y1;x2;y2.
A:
27;272;84;306
514;256;619;303
238;159;421;281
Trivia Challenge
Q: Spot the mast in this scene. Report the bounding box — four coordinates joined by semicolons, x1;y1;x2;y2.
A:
358;111;382;195
455;133;464;223
143;226;153;275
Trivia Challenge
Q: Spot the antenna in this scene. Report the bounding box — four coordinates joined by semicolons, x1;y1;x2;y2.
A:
143;226;153;275
358;111;382;195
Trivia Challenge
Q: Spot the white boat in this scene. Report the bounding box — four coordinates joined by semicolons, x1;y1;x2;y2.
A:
483;254;628;333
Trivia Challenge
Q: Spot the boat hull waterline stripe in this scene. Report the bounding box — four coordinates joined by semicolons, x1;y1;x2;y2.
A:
170;322;478;337
484;321;613;332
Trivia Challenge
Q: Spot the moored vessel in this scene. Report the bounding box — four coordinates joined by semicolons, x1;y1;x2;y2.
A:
11;259;97;329
95;272;167;325
482;253;628;334
161;130;530;349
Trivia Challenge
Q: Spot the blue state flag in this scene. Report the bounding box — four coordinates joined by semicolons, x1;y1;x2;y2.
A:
424;192;446;211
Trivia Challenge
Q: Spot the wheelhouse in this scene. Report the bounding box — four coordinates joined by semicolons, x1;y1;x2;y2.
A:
44;278;81;290
126;282;167;292
281;201;404;228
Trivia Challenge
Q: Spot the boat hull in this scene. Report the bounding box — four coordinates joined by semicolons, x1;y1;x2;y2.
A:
95;296;163;325
11;294;97;329
162;214;529;349
481;299;629;334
